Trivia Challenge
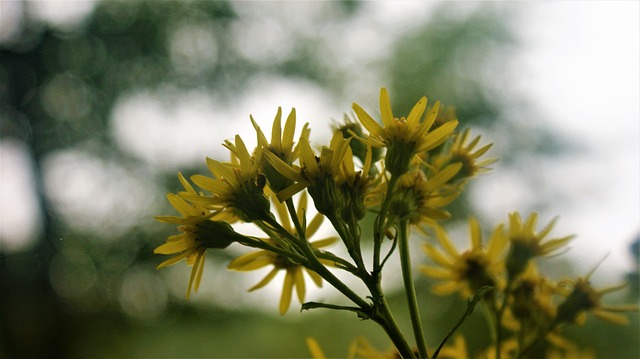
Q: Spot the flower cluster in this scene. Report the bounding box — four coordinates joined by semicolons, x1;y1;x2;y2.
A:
421;213;637;358
154;88;637;358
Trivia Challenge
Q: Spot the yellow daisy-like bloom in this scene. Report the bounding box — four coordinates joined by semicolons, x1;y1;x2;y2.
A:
266;131;352;215
251;107;310;192
505;212;575;281
155;173;241;298
430;128;497;182
186;135;271;222
421;218;508;297
227;191;337;315
510;263;562;346
352;87;459;177
554;270;638;326
388;162;463;227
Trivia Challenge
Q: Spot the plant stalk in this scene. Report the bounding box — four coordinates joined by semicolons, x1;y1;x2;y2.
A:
399;220;429;359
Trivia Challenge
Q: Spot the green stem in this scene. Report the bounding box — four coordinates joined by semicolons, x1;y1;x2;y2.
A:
263;216;371;310
374;175;399;273
399;220;429;359
495;281;513;359
374;283;417;359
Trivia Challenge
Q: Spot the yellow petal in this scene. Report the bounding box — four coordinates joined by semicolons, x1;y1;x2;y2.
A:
154;237;195;254
420;266;456;280
305;268;323;287
282;108;297;153
310;236;338;249
186;250;205;298
264;151;301;181
418;120;458;152
227;250;270;270
423;244;454;268
177;172;197;194
294;268;306;303
592;309;630;325
191;175;228;195
434;225;460;259
469;217;482;250
352;103;383;137
406;96;427;128
486;224;507;260
167;193;199;217
379;88;394;127
432;281;461;296
271;107;283;150
279;270;295;315
156;251;190;269
306;337;326;359
249;267;279;292
276;181;309;202
250;115;270;147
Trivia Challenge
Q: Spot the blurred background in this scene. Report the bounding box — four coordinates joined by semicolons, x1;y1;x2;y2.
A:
1;1;638;358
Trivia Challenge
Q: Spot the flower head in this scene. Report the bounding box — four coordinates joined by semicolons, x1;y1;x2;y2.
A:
155;173;246;298
430;128;496;182
352;88;458;177
505;212;575;281
387;162;463;227
422;218;508;297
554;266;638;326
186;135;271;222
266;131;352;217
227;191;337;314
251;107;310;192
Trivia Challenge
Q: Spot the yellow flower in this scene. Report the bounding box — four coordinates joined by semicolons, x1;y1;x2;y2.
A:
155;173;243;298
431;128;497;182
186;135;271;222
352;87;459;177
510;263;560;345
251;107;310;192
387;162;463;227
505;212;575;281
421;218;507;297
227;191;337;314
265;131;352;216
554;270;638;326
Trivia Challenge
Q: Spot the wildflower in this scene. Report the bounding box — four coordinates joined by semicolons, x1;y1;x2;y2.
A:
510;263;560;345
186;135;271;222
388;162;463;227
251;107;310;192
421;218;507;297
227;191;337;314
333;115;383;177
155;173;246;298
335;134;377;222
554;272;637;326
265;131;351;216
505;212;575;281
430;128;496;183
352;87;458;177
